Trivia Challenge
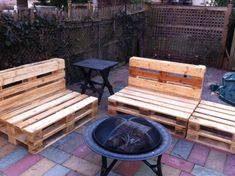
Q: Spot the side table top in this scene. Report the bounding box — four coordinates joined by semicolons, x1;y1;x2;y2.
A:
73;59;118;71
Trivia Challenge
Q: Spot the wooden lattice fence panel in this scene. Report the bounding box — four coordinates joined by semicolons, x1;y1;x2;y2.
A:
144;5;232;67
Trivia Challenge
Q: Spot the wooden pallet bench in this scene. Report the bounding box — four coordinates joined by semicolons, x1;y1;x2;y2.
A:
108;57;206;137
187;100;235;153
0;58;98;153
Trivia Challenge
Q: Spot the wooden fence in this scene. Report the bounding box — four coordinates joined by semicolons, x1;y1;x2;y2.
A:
144;4;232;67
3;3;144;21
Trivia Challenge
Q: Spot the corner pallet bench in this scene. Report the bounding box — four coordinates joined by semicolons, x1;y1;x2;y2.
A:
187;100;235;153
108;57;206;137
0;58;98;153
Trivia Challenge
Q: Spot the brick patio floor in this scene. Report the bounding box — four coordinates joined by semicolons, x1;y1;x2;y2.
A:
0;65;234;176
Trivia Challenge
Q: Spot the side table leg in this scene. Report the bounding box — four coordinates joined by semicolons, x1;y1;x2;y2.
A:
80;68;96;94
100;69;114;96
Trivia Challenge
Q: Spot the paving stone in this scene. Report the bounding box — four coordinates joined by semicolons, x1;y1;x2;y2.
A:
43;165;70;176
84;151;102;165
40;146;71;164
166;137;178;154
223;154;235;176
162;164;181;176
180;171;193;176
66;170;82;176
63;156;100;176
53;132;80;147
162;153;194;172
134;163;156;176
188;143;210;166
192;165;224;176
205;149;226;172
72;143;91;158
53;132;84;153
172;139;194;160
0;147;28;169
20;158;55;176
0;144;17;158
2;154;42;176
114;161;143;176
96;171;121;176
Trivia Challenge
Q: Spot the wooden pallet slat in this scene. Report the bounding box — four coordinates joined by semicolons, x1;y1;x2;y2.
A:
24;96;98;133
0;58;65;86
7;92;81;124
126;86;199;105
187;100;235;153
129;76;202;100
0;90;72;120
120;88;197;109
109;94;191;119
130;57;206;78
115;92;193;113
16;94;88;129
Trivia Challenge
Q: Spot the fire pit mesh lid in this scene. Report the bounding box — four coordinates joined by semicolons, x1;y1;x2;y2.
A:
92;115;162;154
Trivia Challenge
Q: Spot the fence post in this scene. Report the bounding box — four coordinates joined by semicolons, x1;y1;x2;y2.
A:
230;28;235;70
220;3;233;68
68;0;72;19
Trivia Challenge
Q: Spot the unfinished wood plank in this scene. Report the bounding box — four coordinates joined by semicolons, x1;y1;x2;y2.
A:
189;116;235;133
129;67;203;88
200;100;235;112
0;90;72;120
126;86;198;104
192;112;235;127
16;94;88;128
195;107;234;122
109;95;190;119
198;104;235;116
24;96;98;133
0;58;65;86
115;92;193;113
7;92;81;124
120;88;197;109
1;70;65;99
129;76;202;99
129;57;206;78
0;80;66;112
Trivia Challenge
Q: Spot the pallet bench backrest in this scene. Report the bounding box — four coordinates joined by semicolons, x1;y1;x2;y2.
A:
129;57;206;100
0;58;66;111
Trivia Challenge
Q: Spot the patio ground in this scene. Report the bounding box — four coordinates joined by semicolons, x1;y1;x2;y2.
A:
0;65;234;176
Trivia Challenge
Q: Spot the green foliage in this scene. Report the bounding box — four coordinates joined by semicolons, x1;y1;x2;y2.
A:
129;0;144;4
50;0;67;7
212;0;235;6
0;15;58;49
0;14;60;69
113;11;144;61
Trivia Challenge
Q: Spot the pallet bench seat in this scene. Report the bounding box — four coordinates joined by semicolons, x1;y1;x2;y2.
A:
108;57;206;137
0;58;98;153
187;100;235;153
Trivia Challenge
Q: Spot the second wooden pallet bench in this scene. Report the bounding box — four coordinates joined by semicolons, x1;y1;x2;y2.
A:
187;100;235;153
108;57;206;137
0;58;98;153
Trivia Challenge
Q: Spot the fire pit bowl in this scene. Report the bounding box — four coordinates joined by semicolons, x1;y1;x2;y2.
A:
92;115;162;154
84;115;171;176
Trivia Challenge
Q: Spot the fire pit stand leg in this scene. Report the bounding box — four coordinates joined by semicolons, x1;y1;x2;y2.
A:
101;156;118;176
143;155;162;176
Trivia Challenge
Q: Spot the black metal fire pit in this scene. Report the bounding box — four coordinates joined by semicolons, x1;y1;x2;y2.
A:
84;115;172;176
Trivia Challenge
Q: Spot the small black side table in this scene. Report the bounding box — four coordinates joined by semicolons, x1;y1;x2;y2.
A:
73;59;118;104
